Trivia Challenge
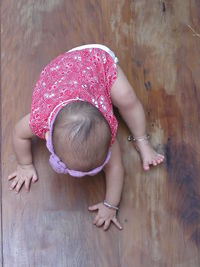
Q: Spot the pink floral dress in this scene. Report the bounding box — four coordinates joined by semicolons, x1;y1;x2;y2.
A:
29;45;118;145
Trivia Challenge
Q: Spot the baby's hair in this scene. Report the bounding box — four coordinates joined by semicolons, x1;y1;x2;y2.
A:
52;101;111;172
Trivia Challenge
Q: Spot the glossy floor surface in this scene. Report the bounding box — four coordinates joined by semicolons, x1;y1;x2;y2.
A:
1;0;200;266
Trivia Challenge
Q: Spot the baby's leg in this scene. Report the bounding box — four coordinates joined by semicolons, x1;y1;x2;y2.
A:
111;65;165;171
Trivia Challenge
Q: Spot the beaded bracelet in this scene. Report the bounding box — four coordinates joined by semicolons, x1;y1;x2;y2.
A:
103;200;119;211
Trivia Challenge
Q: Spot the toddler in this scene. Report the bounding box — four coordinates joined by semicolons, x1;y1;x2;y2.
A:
8;44;165;231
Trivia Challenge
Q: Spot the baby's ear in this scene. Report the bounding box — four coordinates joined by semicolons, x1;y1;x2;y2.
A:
45;131;50;141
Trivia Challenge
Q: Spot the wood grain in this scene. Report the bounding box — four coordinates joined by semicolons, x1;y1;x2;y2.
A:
1;0;200;266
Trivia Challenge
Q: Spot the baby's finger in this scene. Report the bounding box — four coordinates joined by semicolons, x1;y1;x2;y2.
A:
32;173;38;183
96;218;105;227
112;216;123;230
88;204;99;211
25;178;31;192
15;179;25;193
104;219;111;231
8;172;17;180
93;215;100;225
9;179;18;190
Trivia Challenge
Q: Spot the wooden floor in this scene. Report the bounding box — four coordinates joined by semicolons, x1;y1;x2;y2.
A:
1;0;200;266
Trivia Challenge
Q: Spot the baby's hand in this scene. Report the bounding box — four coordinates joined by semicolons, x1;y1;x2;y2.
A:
88;202;123;231
8;164;38;193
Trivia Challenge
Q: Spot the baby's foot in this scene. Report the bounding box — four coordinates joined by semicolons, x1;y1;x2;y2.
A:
134;140;165;171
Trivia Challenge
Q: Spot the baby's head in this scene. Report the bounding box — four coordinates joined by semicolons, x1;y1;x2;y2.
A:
52;101;111;173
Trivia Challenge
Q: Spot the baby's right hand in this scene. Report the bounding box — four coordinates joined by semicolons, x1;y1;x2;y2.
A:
8;164;38;193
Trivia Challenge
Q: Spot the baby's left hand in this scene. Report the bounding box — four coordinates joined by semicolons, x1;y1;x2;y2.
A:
88;202;123;231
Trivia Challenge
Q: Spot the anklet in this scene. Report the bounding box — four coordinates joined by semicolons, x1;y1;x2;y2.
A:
128;133;150;142
103;200;119;211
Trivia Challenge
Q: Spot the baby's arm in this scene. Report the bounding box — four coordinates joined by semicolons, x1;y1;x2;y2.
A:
12;114;35;165
103;138;124;207
88;138;124;231
110;65;165;170
111;65;147;137
8;114;38;193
